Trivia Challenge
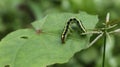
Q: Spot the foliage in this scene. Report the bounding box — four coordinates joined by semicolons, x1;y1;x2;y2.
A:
0;12;98;67
0;0;120;67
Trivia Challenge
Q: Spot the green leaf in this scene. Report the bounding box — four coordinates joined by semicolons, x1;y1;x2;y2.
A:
0;12;98;67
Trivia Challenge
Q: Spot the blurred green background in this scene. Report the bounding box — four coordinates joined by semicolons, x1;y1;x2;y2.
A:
0;0;120;67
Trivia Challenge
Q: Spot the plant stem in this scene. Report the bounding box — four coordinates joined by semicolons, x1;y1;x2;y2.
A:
102;12;110;67
102;31;106;67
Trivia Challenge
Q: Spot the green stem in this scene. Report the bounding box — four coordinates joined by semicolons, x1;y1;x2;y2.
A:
102;31;106;67
102;12;110;67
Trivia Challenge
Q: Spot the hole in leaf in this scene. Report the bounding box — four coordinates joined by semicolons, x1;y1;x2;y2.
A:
20;36;28;39
4;65;10;67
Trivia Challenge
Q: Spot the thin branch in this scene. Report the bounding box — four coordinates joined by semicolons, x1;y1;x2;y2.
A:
102;31;107;67
109;28;120;34
102;12;110;67
87;33;103;48
81;31;103;35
